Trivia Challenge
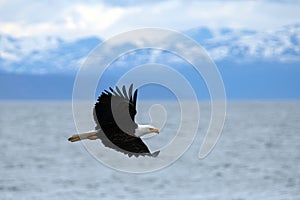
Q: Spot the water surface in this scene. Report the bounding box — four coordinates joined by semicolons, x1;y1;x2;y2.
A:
0;101;299;199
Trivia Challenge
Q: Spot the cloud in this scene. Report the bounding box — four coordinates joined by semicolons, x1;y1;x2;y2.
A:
0;1;300;40
0;2;138;39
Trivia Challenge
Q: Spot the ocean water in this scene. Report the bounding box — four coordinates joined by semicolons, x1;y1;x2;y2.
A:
0;101;299;200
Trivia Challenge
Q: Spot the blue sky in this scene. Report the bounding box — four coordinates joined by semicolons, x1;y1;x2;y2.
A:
0;0;300;99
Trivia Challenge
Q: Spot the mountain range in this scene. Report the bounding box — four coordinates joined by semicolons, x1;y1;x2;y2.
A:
1;24;300;99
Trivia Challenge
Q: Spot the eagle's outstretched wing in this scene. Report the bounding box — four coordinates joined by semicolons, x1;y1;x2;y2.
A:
93;84;155;157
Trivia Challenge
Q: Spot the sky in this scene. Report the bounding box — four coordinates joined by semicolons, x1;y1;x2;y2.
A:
0;0;300;100
1;0;300;40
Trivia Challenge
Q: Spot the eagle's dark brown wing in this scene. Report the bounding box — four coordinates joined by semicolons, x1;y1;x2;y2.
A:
93;84;157;157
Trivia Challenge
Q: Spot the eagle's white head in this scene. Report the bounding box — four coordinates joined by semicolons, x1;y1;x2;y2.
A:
134;124;159;137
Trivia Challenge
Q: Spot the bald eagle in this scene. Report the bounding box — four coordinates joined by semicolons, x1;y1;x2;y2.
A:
68;84;160;157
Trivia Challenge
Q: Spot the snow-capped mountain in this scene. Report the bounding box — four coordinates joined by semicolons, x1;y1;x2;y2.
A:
187;24;300;62
0;35;101;74
0;24;300;75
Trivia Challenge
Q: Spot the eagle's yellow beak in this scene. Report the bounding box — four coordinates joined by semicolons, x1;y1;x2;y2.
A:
150;128;159;134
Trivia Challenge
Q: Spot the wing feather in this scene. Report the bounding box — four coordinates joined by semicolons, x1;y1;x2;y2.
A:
122;85;129;99
128;84;133;99
115;86;124;98
109;87;118;96
132;89;138;108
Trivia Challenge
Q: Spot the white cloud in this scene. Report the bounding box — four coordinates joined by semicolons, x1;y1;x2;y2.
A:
0;1;299;40
0;2;138;40
0;51;20;61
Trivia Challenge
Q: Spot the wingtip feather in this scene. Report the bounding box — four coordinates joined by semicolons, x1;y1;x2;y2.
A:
115;86;124;97
122;85;129;99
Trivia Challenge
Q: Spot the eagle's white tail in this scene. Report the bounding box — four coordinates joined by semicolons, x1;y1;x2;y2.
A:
68;131;98;142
